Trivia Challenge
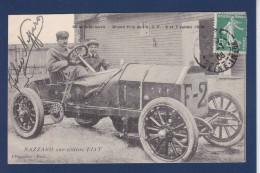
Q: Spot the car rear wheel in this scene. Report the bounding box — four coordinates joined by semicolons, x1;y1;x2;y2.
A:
74;114;100;127
203;89;245;147
138;97;199;163
10;88;44;138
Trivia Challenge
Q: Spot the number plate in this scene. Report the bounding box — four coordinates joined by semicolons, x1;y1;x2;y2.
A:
181;73;208;117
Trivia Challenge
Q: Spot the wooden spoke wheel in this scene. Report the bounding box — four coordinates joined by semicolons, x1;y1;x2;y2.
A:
203;89;245;147
138;97;198;163
10;88;44;138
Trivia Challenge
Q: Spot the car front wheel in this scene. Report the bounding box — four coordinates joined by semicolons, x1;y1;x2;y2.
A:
138;97;199;163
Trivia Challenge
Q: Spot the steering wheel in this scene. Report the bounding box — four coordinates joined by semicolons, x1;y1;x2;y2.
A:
68;45;96;72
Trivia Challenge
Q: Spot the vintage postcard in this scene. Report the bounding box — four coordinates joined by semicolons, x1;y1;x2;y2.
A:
8;12;246;164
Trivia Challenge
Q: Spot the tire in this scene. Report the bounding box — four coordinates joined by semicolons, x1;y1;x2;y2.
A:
138;97;199;163
74;114;100;127
10;88;44;138
203;89;245;147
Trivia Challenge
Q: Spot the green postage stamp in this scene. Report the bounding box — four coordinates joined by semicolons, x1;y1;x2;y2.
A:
214;13;247;54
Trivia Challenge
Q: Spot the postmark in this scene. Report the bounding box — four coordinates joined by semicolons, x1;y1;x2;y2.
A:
194;28;239;73
193;13;247;73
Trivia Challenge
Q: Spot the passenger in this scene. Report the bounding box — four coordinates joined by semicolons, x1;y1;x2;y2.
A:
83;40;110;72
47;31;89;80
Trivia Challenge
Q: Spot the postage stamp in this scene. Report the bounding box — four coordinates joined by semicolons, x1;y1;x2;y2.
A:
214;13;247;54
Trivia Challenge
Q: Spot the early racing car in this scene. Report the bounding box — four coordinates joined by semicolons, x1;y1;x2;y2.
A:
10;45;245;163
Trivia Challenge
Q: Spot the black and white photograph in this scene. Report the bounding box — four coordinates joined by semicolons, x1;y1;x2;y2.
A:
8;12;246;163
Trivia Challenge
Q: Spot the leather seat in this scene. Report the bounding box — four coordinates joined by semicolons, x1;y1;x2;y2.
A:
49;71;65;84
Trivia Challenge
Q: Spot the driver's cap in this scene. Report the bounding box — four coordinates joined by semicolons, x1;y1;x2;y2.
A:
56;31;69;39
87;40;99;47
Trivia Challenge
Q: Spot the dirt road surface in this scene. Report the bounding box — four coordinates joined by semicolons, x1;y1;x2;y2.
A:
8;115;245;164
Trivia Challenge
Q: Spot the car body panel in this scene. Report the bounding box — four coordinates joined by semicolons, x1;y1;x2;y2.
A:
26;64;208;118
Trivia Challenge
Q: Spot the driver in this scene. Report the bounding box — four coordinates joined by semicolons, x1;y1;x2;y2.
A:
47;31;89;80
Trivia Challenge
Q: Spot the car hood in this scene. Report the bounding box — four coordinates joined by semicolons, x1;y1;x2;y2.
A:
74;64;203;86
119;64;184;84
